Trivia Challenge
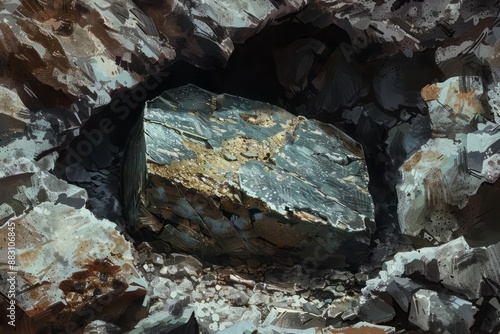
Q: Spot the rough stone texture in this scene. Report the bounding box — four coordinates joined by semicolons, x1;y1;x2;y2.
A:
2;1;500;333
396;76;500;244
0;0;306;112
0;202;147;333
357;298;395;324
0;157;87;218
359;238;500;334
365;237;500;300
130;250;395;334
125;84;375;266
409;289;477;333
386;277;423;313
422;76;486;136
0;154;147;333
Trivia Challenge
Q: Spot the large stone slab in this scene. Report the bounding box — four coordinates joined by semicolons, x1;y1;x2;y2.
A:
124;85;375;267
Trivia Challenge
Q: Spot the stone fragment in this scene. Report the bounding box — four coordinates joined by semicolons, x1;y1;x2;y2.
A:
83;320;122;334
324;322;396;333
357;298;395;324
0;202;147;333
365;237;500;300
391;77;500;246
270;307;326;329
303;303;322;315
0;157;87;217
125;84;374;267
386;277;423;313
325;295;360;319
422;77;486;136
0;86;30;142
129;308;198;334
409;289;477;334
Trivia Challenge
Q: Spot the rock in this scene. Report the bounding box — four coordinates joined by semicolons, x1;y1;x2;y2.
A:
124;84;374;267
298;1;498;60
365;237;500;300
0;202;147;333
83;320;122;334
475;297;500;334
269;307;326;329
409;289;477;334
422;77;486;136
396;77;496;244
221;319;397;334
303;303;322;316
354;273;369;286
324;322;396;333
325;295;360;319
159;253;204;278
0;157;87;217
129;308;198;334
0;86;30;143
357;298;395;324
386;278;423;313
218;320;257;334
220;286;250;306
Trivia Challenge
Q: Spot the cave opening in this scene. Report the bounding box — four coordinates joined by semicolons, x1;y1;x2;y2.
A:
53;16;448;267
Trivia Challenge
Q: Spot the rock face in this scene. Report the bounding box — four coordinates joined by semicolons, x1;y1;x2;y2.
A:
409;289;477;334
2;1;500;333
396;77;500;244
363;237;500;333
0;159;147;333
124;84;375;267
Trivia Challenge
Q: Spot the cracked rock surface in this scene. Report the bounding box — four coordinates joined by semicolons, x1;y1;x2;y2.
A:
1;0;500;333
125;84;375;267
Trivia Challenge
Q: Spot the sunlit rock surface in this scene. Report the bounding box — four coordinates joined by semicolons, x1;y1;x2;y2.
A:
361;237;500;334
124;84;375;266
0;156;146;333
396;76;500;244
2;1;500;333
219;320;397;334
409;289;477;334
365;237;500;300
0;200;147;333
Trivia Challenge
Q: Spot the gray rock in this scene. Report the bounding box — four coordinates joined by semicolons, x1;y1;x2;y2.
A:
365;237;500;300
396;77;500;244
124;84;374;267
83;320;122;334
272;308;326;329
129;308;198;334
0;201;147;333
357;298;395;324
387;277;423;313
409;289;477;334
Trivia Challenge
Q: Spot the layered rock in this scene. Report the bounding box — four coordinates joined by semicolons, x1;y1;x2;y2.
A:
123;84;375;267
396;77;500;244
409;289;477;334
363;237;500;333
0;160;147;333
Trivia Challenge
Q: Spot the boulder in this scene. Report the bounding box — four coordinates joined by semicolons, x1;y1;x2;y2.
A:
123;84;375;267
